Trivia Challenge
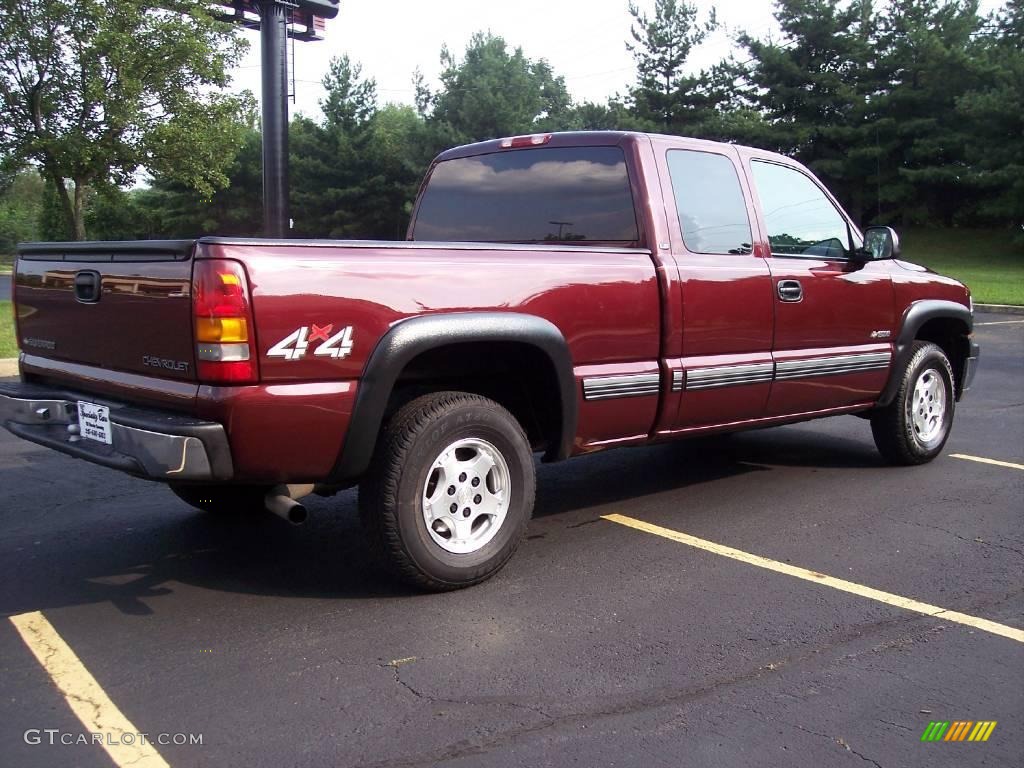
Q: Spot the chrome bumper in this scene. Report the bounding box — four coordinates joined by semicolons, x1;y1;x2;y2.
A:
0;382;233;481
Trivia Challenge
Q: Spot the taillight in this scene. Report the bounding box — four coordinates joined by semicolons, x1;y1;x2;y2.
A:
500;134;552;148
193;259;258;384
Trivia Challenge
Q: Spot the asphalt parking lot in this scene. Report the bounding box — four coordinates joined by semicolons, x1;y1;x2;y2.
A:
1;313;1021;768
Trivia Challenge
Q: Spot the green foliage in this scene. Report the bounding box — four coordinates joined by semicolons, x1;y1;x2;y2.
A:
954;1;1024;230
290;56;431;239
428;32;573;142
870;0;988;225
0;169;43;252
136;128;263;237
38;178;72;241
554;99;652;132
627;0;717;132
0;0;253;239
26;3;1018;245
737;0;880;220
733;0;1019;229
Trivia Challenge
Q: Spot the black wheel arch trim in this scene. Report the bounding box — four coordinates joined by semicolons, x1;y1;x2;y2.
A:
877;299;973;407
330;312;577;482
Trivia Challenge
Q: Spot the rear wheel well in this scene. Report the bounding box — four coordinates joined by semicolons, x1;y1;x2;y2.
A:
383;342;563;455
914;317;970;397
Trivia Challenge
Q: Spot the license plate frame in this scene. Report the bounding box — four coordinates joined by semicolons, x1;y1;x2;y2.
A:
77;401;112;445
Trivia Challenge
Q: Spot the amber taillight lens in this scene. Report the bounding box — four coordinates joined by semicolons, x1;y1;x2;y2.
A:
193;259;258;384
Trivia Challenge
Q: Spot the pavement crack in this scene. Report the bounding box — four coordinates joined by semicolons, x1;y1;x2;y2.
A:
878;718;911;732
790;724;882;768
898;519;1024;558
847;745;883;768
376;659;554;721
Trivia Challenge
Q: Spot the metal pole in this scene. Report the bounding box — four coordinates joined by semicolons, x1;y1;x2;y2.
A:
260;0;289;238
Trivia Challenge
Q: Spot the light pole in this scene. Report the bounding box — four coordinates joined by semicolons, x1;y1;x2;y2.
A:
549;220;573;240
217;0;338;238
259;0;290;238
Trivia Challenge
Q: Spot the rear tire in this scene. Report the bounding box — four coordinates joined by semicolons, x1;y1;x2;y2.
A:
169;483;269;515
870;341;955;465
359;391;535;591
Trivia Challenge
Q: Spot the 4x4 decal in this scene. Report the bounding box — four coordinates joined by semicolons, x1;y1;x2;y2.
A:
267;324;354;361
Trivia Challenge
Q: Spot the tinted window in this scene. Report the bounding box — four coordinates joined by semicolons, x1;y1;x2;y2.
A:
668;150;752;254
751;161;851;258
412;147;638;243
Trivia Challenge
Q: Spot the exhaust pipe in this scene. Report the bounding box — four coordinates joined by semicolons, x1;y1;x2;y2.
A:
265;484;313;525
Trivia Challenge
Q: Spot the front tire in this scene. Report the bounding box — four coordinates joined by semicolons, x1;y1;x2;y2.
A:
359;392;536;591
871;341;955;465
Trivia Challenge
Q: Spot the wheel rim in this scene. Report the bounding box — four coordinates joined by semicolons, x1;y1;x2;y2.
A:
421;438;511;555
908;367;948;446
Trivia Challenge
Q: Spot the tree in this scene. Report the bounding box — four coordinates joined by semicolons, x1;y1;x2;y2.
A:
321;55;378;132
290;55;381;238
553;98;651;131
626;0;717;132
0;167;43;252
870;0;988;225
428;32;573;142
0;0;253;239
137;127;264;238
737;0;882;222
954;0;1023;231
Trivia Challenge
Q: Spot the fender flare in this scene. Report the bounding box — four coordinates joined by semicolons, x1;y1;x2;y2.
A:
330;312;577;481
877;299;972;407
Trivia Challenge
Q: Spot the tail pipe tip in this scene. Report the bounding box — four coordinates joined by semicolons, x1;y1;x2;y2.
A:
264;489;307;528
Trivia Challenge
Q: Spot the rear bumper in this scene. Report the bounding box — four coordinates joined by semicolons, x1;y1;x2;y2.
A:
0;381;233;481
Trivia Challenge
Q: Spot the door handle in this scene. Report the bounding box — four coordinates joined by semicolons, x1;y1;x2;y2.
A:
777;279;803;302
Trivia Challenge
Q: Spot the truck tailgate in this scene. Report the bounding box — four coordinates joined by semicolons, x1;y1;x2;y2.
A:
14;241;197;381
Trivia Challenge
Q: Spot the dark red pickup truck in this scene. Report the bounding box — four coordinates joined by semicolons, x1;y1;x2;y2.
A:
1;131;979;589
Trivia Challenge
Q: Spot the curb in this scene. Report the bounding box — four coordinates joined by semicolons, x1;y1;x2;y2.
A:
0;358;19;377
975;303;1024;316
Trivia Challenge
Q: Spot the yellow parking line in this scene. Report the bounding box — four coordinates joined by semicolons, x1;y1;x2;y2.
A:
602;514;1024;644
950;454;1024;471
9;611;170;768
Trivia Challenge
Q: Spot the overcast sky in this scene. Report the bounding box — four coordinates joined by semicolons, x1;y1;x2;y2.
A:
229;0;1005;120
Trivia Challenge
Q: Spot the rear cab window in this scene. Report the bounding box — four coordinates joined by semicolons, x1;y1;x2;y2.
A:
667;149;752;255
411;146;639;245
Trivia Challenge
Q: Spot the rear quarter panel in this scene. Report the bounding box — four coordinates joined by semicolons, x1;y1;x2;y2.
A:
205;242;662;455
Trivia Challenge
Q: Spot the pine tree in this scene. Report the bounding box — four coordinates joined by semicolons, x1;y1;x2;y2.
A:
955;0;1024;232
737;0;880;222
626;0;718;133
872;0;988;225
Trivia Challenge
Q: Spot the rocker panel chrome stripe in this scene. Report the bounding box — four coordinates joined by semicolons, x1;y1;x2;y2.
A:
775;351;891;381
585;351;891;400
686;362;774;391
582;373;661;401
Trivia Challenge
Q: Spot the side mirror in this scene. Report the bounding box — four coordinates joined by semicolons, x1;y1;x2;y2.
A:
862;226;901;260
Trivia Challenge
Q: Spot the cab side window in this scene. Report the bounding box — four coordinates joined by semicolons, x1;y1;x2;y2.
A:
751;161;851;259
668;150;752;255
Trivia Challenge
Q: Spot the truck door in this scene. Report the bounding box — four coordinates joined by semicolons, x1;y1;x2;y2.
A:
653;141;775;431
744;158;895;416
